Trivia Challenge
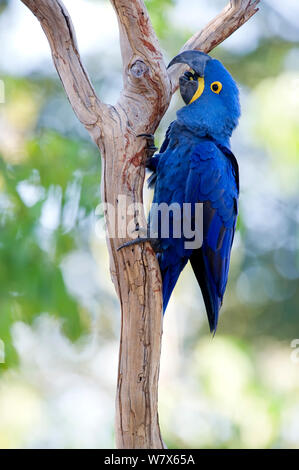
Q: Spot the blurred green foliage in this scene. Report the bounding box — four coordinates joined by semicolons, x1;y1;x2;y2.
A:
0;0;7;15
0;114;100;366
145;0;175;39
0;0;299;450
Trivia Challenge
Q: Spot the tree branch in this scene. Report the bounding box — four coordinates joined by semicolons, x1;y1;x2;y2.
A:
111;1;165;80
169;0;260;93
106;0;170;449
111;0;171;130
20;0;106;144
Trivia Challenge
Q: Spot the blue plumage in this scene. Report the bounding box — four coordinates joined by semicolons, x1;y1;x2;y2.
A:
148;51;240;332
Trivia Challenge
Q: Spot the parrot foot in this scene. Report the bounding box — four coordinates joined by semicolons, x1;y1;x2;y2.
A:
137;133;158;164
117;226;161;253
117;237;160;252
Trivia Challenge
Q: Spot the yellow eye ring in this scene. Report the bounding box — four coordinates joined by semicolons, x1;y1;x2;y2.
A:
211;81;222;94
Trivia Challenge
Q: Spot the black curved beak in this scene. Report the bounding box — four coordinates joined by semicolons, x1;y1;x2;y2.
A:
178;73;198;105
167;50;212;105
167;50;212;77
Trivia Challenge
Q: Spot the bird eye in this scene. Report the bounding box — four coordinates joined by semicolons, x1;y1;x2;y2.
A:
211;81;222;94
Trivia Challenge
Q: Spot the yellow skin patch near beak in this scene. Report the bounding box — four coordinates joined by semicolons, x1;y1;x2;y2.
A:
189;76;205;104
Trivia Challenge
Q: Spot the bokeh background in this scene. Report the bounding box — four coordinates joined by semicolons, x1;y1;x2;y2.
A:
0;0;299;449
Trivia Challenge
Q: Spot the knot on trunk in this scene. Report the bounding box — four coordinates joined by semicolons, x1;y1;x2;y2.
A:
130;60;149;78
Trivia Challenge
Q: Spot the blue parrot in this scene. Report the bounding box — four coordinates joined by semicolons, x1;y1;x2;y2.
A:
121;50;240;333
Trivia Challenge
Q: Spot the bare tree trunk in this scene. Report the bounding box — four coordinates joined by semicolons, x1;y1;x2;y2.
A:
19;0;260;449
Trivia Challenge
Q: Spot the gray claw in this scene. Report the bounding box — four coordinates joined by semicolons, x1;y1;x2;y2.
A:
137;133;158;159
117;226;161;253
117;237;152;251
117;237;161;253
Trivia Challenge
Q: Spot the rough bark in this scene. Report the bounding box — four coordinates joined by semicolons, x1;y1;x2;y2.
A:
19;0;260;449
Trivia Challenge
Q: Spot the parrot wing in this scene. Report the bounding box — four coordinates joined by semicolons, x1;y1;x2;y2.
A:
159;121;174;154
185;141;239;332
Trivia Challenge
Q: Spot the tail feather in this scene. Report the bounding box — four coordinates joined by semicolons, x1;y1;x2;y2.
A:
190;248;221;333
159;248;222;333
160;258;188;313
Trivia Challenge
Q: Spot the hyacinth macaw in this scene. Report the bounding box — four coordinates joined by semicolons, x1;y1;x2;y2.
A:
120;50;240;333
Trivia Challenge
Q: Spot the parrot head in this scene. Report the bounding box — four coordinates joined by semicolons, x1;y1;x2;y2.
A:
168;50;241;142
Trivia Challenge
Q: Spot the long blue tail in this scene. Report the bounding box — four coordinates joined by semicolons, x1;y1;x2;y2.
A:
159;257;188;313
160;249;221;333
